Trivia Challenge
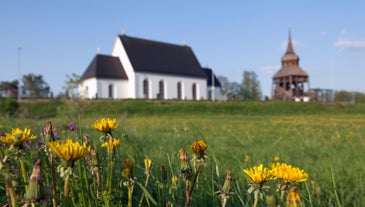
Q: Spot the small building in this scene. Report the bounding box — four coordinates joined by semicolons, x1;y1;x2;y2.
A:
272;30;310;101
79;35;218;100
203;67;221;100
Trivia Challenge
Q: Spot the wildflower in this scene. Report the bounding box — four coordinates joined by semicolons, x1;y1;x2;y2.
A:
93;118;118;133
101;138;120;151
0;128;36;147
190;140;207;159
24;160;44;203
68;124;76;132
243;164;275;185
269;163;308;183
286;186;303;207
48;139;88;167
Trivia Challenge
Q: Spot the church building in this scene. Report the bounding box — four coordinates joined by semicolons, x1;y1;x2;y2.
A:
79;34;221;100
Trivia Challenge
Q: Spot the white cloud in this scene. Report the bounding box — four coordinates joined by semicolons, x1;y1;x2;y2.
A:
258;65;280;74
333;39;365;50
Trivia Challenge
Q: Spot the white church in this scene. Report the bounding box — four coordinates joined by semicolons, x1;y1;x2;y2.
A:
78;34;221;100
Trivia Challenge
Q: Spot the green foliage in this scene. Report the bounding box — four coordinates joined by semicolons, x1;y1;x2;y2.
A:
22;73;50;98
0;96;19;116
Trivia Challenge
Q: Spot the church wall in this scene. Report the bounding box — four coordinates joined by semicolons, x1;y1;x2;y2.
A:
135;72;207;100
111;37;136;98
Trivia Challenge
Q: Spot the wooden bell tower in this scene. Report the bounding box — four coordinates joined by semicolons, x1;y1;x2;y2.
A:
272;30;310;101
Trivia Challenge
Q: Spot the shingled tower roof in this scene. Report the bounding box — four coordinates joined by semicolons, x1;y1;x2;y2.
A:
274;30;308;78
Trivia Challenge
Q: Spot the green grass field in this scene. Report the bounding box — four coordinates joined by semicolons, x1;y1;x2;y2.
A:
1;100;364;206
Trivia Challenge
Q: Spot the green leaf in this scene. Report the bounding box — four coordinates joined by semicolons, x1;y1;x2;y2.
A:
136;181;157;206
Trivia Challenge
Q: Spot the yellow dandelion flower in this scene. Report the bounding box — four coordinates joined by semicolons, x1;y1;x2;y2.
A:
0;128;36;147
270;163;308;183
48;139;88;166
243;164;275;184
92;118;118;133
190;140;207;157
101;138;120;151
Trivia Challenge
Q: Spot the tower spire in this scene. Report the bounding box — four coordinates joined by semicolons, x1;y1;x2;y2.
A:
286;27;294;54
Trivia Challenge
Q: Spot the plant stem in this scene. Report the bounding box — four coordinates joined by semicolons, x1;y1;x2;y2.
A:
138;173;150;207
19;158;28;191
253;191;259;207
189;163;201;195
5;174;17;207
64;176;70;196
107;150;114;194
128;182;134;207
50;154;58;207
278;190;285;207
222;198;227;207
184;180;191;207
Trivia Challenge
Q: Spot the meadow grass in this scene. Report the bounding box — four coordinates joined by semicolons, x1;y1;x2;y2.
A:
0;100;364;206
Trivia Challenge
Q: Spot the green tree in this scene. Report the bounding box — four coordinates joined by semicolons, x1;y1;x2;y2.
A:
241;70;262;100
22;73;50;98
217;75;230;97
63;73;82;99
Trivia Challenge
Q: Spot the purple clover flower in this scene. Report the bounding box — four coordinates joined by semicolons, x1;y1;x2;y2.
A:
68;124;76;132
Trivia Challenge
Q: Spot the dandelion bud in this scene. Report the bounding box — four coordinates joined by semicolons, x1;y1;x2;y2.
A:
171;176;178;191
179;149;192;179
221;170;232;194
24;159;43;202
121;158;134;180
266;193;277;207
144;158;152;171
44;121;55;144
286;186;303;207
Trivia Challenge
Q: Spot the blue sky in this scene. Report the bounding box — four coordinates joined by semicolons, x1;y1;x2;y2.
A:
1;1;365;97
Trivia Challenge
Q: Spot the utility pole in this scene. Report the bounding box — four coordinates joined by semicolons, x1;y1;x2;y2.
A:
18;47;22;102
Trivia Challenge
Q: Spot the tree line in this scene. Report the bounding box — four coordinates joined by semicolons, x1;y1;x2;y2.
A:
218;70;263;101
0;73;81;99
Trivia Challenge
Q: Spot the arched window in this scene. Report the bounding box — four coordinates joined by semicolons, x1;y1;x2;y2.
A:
158;80;165;99
108;84;113;99
177;82;182;100
192;83;197;100
143;79;149;99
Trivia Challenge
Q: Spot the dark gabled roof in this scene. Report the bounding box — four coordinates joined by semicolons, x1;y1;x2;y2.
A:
81;54;128;80
203;68;221;87
119;35;207;78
